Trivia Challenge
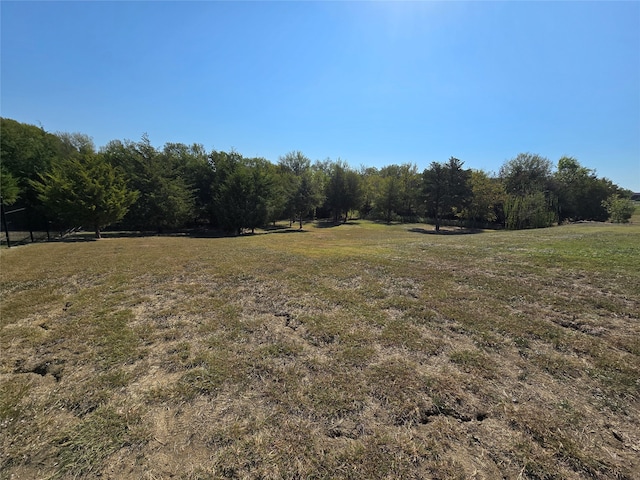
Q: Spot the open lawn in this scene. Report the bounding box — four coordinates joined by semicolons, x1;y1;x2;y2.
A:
1;221;639;479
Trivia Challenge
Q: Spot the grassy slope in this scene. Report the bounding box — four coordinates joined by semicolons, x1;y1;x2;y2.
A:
1;221;639;479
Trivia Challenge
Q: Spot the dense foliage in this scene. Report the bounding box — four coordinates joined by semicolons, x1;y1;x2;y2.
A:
1;117;633;233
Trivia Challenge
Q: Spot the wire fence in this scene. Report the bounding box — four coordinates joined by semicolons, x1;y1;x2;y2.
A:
1;201;51;248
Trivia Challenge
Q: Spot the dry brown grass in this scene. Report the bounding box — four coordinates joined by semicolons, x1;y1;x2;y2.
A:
1;221;639;479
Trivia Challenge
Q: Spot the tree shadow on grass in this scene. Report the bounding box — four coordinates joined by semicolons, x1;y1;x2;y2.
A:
261;225;309;234
63;230;191;241
314;220;361;229
408;227;484;235
57;226;311;242
189;228;309;238
267;229;309;234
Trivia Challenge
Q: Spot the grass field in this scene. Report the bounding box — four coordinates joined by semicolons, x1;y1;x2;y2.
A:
1;220;639;479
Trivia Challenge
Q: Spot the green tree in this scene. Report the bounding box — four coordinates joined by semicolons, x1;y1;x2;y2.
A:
373;164;413;223
211;152;275;234
499;153;554;196
162;142;214;226
324;160;362;223
397;163;422;220
602;195;634;223
554;157;616;222
358;166;379;219
499;153;557;229
463;170;505;227
32;153;138;238
215;163;250;235
102;136;195;231
504;191;557;230
0;118;61;206
1;165;20;205
278;151;323;228
244;157;275;233
422;157;471;231
378;175;401;223
211;150;244;232
292;172;322;229
266;164;291;225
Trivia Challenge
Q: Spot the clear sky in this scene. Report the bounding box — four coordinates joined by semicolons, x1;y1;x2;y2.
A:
2;1;639;191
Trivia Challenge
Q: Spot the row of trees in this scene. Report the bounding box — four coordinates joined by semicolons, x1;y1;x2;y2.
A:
1;118;634;237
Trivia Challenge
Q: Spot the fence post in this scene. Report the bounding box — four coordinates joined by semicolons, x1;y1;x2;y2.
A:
1;197;10;248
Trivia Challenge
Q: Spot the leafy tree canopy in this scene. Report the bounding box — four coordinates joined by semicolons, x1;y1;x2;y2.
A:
499;153;553;196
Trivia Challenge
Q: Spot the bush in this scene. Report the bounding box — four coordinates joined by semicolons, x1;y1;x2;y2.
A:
602;195;634;223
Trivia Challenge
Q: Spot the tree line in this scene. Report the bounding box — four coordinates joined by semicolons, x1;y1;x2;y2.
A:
0;118;634;238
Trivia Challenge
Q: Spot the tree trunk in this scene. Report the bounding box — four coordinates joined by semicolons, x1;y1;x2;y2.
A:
95;226;102;239
299;215;303;229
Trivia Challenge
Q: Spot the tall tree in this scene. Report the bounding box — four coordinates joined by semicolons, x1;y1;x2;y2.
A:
163;142;214;225
102;136;195;231
463;170;505;227
499;153;557;229
244;157;275;233
292;172;322;229
358;166;379;219
375;165;405;223
0;118;61;206
211;152;275;234
32;153;138;238
397;163;422;220
278;151;323;228
1;165;20;205
423;157;471;231
378;175;401;224
554;156;616;222
324;160;362;223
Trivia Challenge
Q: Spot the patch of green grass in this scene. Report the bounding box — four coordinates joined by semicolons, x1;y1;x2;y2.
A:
259;340;303;359
0;279;62;328
92;309;144;369
0;376;31;424
449;348;496;377
55;405;148;478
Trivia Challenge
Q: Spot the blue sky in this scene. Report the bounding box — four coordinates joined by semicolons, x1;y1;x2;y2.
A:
2;1;639;190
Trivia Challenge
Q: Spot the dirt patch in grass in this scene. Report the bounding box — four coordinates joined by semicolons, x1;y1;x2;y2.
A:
1;222;639;479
